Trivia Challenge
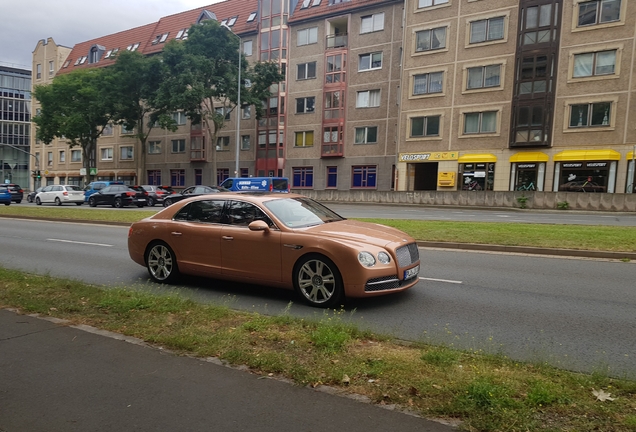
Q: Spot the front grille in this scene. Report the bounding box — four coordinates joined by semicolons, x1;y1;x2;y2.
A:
396;243;419;267
364;273;418;292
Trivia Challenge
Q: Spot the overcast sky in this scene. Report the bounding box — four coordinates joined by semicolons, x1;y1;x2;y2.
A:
1;0;222;71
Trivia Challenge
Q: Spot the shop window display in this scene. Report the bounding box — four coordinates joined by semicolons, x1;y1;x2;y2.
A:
557;161;609;192
460;163;494;191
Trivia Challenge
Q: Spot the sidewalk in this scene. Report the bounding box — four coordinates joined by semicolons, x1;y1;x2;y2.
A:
0;309;457;432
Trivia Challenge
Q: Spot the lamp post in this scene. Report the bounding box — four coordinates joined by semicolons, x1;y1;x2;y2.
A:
221;23;241;177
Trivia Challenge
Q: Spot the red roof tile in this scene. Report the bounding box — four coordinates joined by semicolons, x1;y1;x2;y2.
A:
289;0;395;23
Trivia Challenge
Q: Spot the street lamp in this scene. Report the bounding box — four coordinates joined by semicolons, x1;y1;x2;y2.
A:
221;23;241;177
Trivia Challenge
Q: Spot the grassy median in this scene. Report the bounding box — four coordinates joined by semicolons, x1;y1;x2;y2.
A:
1;267;635;431
2;205;636;252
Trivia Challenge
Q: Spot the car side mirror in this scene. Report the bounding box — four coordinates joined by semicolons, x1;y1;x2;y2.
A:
248;220;270;232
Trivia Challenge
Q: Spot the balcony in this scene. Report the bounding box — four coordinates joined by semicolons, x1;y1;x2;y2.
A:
321;143;343;158
326;34;347;49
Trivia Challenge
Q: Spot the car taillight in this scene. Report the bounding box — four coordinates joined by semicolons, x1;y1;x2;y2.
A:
63;191;68;196
126;192;135;197
269;184;273;191
156;191;165;196
18;189;23;193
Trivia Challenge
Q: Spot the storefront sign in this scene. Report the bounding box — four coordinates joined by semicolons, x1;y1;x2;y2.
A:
398;152;459;162
517;164;536;169
586;162;607;168
562;163;583;168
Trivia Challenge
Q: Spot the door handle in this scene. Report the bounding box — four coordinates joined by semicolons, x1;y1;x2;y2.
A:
222;236;234;241
171;232;182;236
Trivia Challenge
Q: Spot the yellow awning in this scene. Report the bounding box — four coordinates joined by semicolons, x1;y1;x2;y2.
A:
458;153;497;163
554;150;620;161
509;152;549;163
627;152;634;160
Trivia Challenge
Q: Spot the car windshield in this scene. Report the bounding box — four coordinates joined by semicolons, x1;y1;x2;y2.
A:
264;197;345;228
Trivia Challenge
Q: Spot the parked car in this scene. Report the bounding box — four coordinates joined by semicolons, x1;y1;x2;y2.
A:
140;185;175;207
84;181;124;202
87;184;148;208
26;187;44;203
162;185;228;207
4;183;24;203
35;185;85;206
0;186;11;205
128;193;420;308
219;177;289;193
558;181;606;193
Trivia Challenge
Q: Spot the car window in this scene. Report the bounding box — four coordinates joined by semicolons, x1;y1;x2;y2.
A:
66;185;82;191
42;186;53;192
264;197;344;228
227;201;272;227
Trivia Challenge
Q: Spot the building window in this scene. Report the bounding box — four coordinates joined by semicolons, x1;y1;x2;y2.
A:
418;0;448;8
296;97;315;114
242;106;251;119
36;64;42;79
467;65;501;89
293;167;314;188
101;148;113;161
573;50;616;77
195;169;203;185
121;124;134;135
171;111;187;125
47;152;53;166
324;91;343;119
326;54;346;84
297;27;318;46
521;4;554;45
49;61;54;76
171;139;186;153
59;150;65;163
352;165;377;188
358;52;382;71
90;47;100;64
327;166;338;188
410;116;441;137
356;90;381;108
71;150;81;162
470;17;504;44
354;126;378;144
578;0;621;27
243;40;253;56
102;124;113;136
569;102;611;128
217;169;230;185
297;62;316;80
241;135;251;150
170;169;185;187
147;170;161;185
416;27;446;52
120;146;134;160
148;141;161;154
413;72;443;95
295;131;314;147
361;12;384;34
464;111;497;134
216;136;230;150
215;107;231;121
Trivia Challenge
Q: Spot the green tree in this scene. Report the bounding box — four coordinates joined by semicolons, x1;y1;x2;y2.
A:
33;68;114;184
161;19;283;180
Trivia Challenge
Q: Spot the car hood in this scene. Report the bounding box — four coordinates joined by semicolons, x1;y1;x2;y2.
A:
300;219;413;248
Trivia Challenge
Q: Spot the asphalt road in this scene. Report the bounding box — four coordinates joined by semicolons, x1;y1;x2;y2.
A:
1;217;634;377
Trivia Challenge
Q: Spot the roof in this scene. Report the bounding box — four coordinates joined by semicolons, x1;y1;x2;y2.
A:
59;0;259;74
289;0;397;24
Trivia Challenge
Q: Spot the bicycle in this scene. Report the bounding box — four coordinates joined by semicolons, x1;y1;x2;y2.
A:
516;182;536;191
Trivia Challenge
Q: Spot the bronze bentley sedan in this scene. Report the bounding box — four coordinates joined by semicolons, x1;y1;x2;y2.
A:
128;193;420;308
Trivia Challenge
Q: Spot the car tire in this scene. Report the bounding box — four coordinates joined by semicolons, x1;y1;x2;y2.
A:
35;197;42;205
88;197;97;207
4;202;9;206
293;254;344;308
55;197;62;206
27;196;33;203
76;202;83;206
147;197;155;207
114;197;123;208
15;200;21;204
163;199;172;207
146;242;179;283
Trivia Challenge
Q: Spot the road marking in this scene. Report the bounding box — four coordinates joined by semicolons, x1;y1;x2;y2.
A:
47;239;113;247
419;277;462;284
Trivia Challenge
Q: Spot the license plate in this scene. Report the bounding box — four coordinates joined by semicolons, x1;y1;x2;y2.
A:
404;265;419;280
137;198;146;202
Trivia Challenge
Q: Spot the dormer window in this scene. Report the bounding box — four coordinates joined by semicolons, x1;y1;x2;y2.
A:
247;12;257;22
176;29;185;39
182;29;189;40
160;33;169;43
74;58;81;66
301;0;310;8
63;60;71;68
312;0;322;5
132;43;140;51
221;19;228;26
197;10;217;24
104;50;112;58
79;56;87;64
110;48;119;58
228;16;237;26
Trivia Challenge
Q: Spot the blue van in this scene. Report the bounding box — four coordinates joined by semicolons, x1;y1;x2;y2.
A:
84;181;124;201
219;177;289;193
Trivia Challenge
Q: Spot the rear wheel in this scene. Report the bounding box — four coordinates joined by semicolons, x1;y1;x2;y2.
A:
163;198;172;207
293;254;344;308
35;197;42;205
146;242;179;283
15;200;21;204
55;197;62;206
76;202;83;206
114;197;123;208
147;197;155;207
27;196;33;203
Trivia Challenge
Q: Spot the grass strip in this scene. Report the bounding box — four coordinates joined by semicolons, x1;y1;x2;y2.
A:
1;267;635;432
2;206;636;252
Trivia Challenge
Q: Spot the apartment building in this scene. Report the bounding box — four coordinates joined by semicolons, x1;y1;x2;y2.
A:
32;0;636;194
398;0;636;193
1;64;33;187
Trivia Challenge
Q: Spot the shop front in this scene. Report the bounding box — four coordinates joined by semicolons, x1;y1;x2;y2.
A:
553;150;620;193
627;150;635;193
509;152;548;191
458;154;496;191
398;152;459;191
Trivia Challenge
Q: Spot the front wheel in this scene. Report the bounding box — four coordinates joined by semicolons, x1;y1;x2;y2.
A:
293;254;344;308
147;197;155;207
146;242;179;283
114;197;124;208
88;197;97;207
36;197;42;205
55;197;62;206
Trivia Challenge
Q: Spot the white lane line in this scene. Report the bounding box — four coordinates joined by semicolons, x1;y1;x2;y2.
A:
47;239;113;247
419;277;463;284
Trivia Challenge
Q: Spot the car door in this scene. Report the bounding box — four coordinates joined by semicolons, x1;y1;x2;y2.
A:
221;200;282;283
40;185;54;203
167;200;225;276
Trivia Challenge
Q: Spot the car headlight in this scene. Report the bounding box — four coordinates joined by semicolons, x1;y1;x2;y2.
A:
377;251;391;264
358;251;376;267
